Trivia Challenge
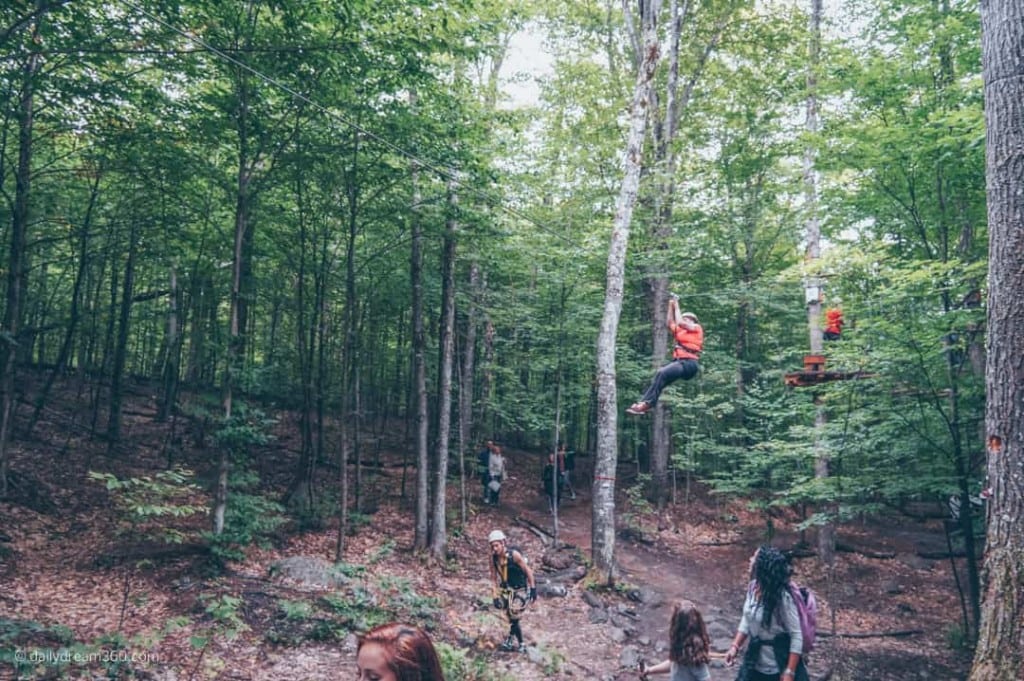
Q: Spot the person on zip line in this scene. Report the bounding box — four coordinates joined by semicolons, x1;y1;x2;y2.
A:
487;529;536;652
627;294;703;416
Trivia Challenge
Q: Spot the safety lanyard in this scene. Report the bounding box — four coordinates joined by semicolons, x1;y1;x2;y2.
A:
496;553;509;584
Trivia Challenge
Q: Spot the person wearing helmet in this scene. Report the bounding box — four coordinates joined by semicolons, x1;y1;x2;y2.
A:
627;294;703;415
487;529;536;652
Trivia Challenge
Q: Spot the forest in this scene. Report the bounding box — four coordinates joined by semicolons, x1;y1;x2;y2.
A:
1;0;1021;680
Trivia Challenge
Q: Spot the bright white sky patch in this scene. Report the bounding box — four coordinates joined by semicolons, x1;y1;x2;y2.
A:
501;26;553;109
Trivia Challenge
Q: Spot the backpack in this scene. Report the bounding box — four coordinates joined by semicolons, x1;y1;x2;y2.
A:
788;583;818;655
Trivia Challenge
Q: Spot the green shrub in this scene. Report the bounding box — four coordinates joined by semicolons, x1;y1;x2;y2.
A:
204;469;286;562
435;641;515;681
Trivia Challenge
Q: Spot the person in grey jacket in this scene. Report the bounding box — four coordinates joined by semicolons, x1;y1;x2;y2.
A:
486;444;506;506
724;546;808;681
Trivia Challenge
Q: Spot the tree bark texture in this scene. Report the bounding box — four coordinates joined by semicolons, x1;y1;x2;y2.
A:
972;0;1024;677
28;162;99;436
106;218;138;450
0;5;41;497
647;0;684;510
803;0;836;569
592;0;661;584
157;265;181;423
430;180;458;559
410;156;430;552
458;262;480;525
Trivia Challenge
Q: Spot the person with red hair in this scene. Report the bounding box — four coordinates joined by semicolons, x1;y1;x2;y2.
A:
356;622;446;681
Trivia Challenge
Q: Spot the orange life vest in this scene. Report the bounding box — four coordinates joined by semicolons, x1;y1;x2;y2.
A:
671;323;703;360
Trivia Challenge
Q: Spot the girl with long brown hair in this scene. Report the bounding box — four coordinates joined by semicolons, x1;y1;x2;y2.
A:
640;599;711;681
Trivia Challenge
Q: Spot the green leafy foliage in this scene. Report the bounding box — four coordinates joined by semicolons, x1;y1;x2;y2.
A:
203;469;286;562
435;640;517;680
88;468;205;546
0;617;162;679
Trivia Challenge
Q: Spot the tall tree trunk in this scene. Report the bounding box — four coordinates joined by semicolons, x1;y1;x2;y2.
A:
410;146;430;551
0;5;41;495
106;217;138;452
314;230;329;507
645;0;723;507
156;265;181;422
91;236;120;437
592;0;661;584
458;263;480;526
185;271;210;386
479;283;494;436
336;148;360;560
971;0;1024;677
213;158;250;535
28;166;100;435
933;0;983;638
946;347;982;638
646;0;684;509
343;148;360;515
286;163;317;511
335;352;351;562
430;180;458;559
803;0;835;568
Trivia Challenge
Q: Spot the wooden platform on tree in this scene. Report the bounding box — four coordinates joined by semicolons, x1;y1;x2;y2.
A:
783;354;877;387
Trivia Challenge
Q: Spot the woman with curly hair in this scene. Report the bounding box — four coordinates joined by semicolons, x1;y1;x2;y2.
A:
356;622;446;681
639;600;711;680
724;546;808;681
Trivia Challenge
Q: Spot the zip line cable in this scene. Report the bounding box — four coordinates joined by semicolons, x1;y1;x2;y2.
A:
117;0;581;249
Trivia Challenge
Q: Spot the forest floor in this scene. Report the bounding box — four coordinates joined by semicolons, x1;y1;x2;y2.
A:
0;379;975;680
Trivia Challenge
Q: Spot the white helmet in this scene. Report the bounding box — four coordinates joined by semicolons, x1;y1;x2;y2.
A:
488;530;507;543
681;311;699;323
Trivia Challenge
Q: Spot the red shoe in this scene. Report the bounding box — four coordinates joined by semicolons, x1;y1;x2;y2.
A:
626;401;650;415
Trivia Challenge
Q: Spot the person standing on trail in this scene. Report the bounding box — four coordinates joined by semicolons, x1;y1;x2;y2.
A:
486;444;506;506
477;440;494;503
724;546;808;681
627;294;703;416
487;529;536;652
542;454;561;513
556;442;577;499
356;622;446;681
639;599;711;681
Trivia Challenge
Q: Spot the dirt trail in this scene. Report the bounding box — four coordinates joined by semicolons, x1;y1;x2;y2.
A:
488;457;972;681
498;470;751;677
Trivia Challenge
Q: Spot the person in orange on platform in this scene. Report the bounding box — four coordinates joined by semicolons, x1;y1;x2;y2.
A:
627;294;703;416
823;308;843;341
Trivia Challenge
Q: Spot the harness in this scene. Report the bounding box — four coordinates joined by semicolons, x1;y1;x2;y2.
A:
493;548;528;589
674;343;702;357
499;586;530;618
493;548;530;620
